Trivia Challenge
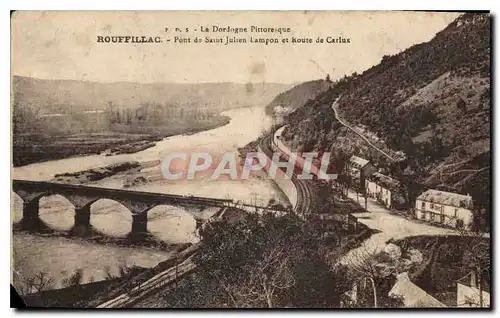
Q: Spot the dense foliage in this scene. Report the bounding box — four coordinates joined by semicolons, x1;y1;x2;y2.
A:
191;212;352;308
265;79;333;115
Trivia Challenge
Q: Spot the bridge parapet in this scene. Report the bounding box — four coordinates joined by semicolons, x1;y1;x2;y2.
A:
12;179;233;237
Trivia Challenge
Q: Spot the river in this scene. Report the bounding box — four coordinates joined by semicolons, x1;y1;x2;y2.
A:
12;107;287;289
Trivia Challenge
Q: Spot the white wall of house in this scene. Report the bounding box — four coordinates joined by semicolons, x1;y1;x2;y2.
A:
457;283;490;307
381;188;392;207
365;179;377;195
365;180;392;208
415;199;473;228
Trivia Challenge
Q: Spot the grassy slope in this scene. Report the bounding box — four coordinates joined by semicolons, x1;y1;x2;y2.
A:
265;79;333;115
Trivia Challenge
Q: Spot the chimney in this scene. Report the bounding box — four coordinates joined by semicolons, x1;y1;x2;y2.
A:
470;271;477;288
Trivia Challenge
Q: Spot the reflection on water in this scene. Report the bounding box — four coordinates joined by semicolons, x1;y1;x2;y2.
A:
89;199;132;237
12;107;287;288
13;233;173;289
39;195;75;231
12;193;209;243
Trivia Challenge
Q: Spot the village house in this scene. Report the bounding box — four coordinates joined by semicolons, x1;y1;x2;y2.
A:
415;189;474;228
346;155;375;190
456;269;490;308
365;172;406;209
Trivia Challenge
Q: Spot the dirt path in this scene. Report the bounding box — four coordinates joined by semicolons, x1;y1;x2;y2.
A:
340;191;456;265
331;97;397;162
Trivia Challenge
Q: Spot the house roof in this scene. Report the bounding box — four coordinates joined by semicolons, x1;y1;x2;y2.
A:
348;155;370;169
389;273;446;308
417;189;473;209
367;172;401;191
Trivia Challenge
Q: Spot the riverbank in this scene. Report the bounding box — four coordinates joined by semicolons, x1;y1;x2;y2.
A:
13;132;160;167
51;161;143;184
13;115;230;167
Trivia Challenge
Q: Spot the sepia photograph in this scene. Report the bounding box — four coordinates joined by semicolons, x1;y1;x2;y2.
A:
10;10;491;309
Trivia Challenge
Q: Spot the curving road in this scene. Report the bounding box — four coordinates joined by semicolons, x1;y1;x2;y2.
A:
331;97;397;162
339;190;460;265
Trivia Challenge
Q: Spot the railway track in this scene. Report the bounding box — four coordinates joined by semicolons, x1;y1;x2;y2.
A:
97;253;197;308
258;133;313;216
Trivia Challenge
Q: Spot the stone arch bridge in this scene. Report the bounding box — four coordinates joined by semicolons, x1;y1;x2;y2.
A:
12;180;232;236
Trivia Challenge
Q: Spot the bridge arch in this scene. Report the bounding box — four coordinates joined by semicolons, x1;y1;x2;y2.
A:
11;192;24;224
12;189;49;206
38;194;76;231
88;199;133;237
12;179;231;240
145;204;199;244
13;190;78;231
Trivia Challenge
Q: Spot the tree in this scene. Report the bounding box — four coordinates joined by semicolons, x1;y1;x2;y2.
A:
353;181;362;204
12;101;40;133
347;247;381;307
61;268;84;287
455;226;490;307
194;212;297;307
345;246;415;308
194;212;349;308
106;101;116;124
393;165;424;209
337;173;351;197
14;271;55;295
126;109;133;124
267;198;276;207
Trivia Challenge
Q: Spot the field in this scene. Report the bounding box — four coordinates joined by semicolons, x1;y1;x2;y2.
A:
12;115;230;167
13;132;158;167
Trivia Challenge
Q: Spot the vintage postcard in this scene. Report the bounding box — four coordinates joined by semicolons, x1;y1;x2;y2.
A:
11;11;491;308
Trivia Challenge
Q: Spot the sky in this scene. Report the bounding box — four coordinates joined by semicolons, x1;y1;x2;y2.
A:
11;11;460;84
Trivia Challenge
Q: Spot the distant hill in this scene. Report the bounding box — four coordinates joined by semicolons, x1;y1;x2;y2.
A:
264;79;333;115
281;13;491;211
12;76;291;115
11;77;291;166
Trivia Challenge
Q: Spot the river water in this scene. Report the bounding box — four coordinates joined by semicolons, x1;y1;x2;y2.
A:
12;107;286;289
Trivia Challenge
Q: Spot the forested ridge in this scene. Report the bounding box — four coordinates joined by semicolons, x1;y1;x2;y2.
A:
280;13;491;212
